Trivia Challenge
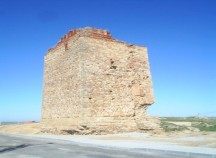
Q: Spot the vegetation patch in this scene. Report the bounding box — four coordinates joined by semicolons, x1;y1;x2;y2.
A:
160;121;189;132
160;117;216;132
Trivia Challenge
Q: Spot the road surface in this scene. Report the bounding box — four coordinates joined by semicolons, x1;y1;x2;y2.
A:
0;134;211;158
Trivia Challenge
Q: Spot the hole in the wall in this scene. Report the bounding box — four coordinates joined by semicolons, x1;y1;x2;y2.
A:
129;65;134;69
109;90;112;93
143;76;149;80
110;59;114;65
128;44;134;47
89;97;92;100
109;58;117;69
110;66;117;69
81;125;89;129
64;43;68;51
131;80;136;84
62;130;80;134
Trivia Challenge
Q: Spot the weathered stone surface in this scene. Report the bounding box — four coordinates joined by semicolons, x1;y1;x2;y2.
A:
41;27;160;134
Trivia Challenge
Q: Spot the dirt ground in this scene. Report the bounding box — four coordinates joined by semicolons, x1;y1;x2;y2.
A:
0;123;216;148
97;132;216;148
0;123;41;134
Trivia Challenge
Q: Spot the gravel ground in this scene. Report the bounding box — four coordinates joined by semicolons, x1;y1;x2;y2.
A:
1;124;216;156
17;132;216;156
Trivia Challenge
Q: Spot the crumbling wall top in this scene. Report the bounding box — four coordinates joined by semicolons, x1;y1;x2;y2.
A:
59;27;114;44
48;27;146;52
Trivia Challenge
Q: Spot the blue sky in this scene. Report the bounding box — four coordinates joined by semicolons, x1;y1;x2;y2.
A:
0;0;215;121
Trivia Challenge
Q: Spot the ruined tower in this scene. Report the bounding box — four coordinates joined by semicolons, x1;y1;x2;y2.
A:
41;27;159;134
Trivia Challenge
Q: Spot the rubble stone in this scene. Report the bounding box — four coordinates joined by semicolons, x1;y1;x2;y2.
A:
41;27;160;134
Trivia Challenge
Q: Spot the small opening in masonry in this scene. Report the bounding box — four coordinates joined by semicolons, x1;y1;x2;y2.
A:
109;90;112;93
128;44;134;47
143;76;149;79
89;97;92;100
110;66;117;69
110;59;114;65
64;43;68;51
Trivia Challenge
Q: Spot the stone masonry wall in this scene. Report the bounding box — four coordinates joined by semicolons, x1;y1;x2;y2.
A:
41;27;159;134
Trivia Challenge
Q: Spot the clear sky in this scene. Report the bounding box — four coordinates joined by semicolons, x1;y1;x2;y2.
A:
0;0;215;122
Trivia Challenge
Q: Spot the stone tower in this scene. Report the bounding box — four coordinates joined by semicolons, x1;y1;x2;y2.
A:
41;27;159;134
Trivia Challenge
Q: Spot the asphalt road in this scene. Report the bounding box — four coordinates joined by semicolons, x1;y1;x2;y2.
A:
0;134;210;158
